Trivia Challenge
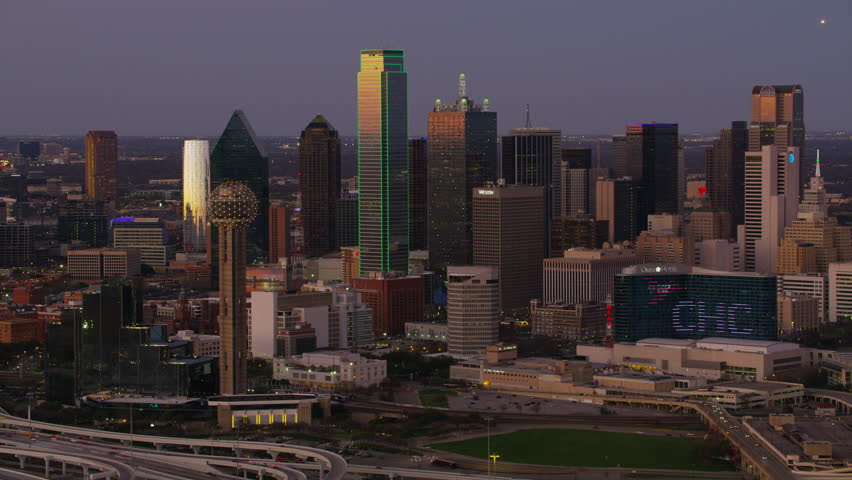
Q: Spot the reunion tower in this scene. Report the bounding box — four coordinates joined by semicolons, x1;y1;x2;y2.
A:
209;180;258;395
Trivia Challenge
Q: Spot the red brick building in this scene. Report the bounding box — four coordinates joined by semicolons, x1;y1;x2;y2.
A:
351;273;424;336
0;318;39;344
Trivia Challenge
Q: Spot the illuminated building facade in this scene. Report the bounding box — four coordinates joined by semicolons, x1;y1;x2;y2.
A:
357;49;409;274
299;114;340;258
85;130;118;201
182;139;209;253
427;75;497;270
210;181;258;395
269;201;290;264
748;85;805;182
614;265;777;342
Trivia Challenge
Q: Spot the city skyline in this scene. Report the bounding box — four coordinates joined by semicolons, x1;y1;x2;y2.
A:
2;1;850;137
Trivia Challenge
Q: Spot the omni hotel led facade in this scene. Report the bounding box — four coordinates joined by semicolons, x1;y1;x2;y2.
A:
614;265;777;342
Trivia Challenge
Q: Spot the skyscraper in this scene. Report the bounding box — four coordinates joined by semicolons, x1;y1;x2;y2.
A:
408;138;428;252
299;114;340;258
210;110;269;262
705;121;747;235
749;85;805;182
182;139;209;253
210;181;258;395
595;177;643;243
624;123;681;216
501;127;561;219
473;183;545;315
85;130;118;201
447;266;500;355
57;198;109;247
743;146;800;272
357;49;409;274
427;75;497;270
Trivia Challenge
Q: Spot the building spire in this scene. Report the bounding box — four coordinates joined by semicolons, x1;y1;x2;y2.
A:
815;148;821;178
525;104;531;128
458;73;466;99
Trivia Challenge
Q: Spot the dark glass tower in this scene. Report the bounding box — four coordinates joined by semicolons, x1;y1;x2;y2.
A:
210;110;269;262
299;114;340;258
427;75;497;270
625;123;681;216
57;198;109;247
358;49;408;274
705;121;747;236
408;138;428;251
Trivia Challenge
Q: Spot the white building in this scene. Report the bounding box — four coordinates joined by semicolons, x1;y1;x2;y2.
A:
447;266;499;356
272;351;386;390
777;273;827;322
543;247;640;305
742;145;800;272
405;322;448;342
647;214;682;235
182;140;209;253
828;262;852;323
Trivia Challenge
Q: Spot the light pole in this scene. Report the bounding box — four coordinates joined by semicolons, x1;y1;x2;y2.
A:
489;454;500;473
484;416;493;478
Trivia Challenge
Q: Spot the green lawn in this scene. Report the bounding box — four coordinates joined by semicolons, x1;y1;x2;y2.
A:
418;389;456;408
429;428;735;471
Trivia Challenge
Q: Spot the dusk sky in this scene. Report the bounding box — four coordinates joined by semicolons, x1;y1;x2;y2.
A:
2;0;850;137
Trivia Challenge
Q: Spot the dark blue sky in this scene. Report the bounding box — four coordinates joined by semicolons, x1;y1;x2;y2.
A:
1;0;849;137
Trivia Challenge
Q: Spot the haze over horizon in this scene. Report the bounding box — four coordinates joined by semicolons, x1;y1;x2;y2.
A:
2;0;850;137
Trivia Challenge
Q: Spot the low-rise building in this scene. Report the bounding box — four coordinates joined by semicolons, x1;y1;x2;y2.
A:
578;337;806;381
405;322;448;342
0;318;39;344
272;351;386;391
169;330;220;357
67;248;141;280
529;300;606;342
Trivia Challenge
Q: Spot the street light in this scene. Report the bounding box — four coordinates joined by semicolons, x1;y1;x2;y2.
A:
484;416;493;478
489;454;500;472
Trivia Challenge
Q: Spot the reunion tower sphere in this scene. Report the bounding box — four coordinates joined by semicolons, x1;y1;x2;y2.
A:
209;180;259;227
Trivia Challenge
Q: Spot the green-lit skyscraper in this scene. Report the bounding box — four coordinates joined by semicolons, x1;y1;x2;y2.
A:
210;110;269;262
357;49;409;274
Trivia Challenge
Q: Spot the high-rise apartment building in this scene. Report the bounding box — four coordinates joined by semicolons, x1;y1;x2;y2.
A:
358;49;409;274
705;121;747;235
748;85;805;181
210;110;269;262
473;183;545;314
299;114;340;258
408;138;428;251
427;75;497;270
84;130;118;201
210;181;258;395
447;266;500;355
560;148;592;217
269;201;290;263
595;177;642;243
501;127;561;221
614;266;777;342
182;140;209;253
543;248;640;305
828;262;852;323
743;146;800;272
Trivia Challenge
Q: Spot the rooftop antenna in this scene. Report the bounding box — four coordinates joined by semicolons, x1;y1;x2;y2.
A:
525;104;531;128
458;73;466;99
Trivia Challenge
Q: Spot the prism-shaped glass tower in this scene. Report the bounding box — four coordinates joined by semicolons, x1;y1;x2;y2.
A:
210;110;269;262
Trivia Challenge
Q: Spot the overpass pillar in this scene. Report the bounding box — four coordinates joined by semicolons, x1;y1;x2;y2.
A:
154;443;163;451
62;462;67;475
192;446;201;455
18;456;25;470
44;457;50;477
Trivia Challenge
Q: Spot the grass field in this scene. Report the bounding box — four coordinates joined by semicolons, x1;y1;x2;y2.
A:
429;428;735;471
418;389;456;408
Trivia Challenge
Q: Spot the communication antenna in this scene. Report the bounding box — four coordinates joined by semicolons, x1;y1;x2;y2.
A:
525;104;531;128
458;73;466;99
815;148;821;177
